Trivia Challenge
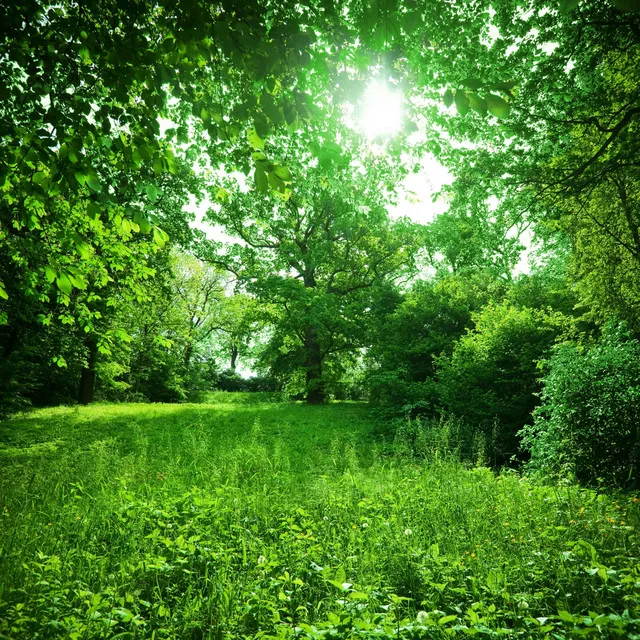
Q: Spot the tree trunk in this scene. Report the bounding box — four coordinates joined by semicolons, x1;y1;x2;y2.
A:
304;326;325;404
229;344;238;373
78;335;98;405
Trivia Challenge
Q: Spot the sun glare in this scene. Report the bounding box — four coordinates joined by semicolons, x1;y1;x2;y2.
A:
361;80;403;139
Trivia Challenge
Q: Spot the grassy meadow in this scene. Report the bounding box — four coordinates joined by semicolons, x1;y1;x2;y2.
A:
1;394;640;639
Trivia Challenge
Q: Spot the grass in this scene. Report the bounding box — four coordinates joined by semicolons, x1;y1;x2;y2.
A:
0;395;639;639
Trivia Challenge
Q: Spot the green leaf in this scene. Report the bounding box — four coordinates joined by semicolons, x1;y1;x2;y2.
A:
45;266;57;283
52;355;67;368
33;171;46;185
146;184;158;202
75;172;87;186
87;201;101;218
254;116;270;139
273;165;292;182
0;281;7;300
255;167;269;192
68;274;87;289
558;610;576;623
268;171;285;193
443;89;454;108
454;90;470;116
86;175;101;192
153;227;166;248
461;78;484;90
488;80;518;92
56;273;72;296
486;93;510;118
248;128;265;151
468;93;488;115
438;615;457;626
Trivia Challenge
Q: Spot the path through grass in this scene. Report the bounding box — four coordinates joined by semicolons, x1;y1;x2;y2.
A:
1;396;639;638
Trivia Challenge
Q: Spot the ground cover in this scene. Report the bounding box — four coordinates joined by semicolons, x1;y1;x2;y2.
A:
0;396;639;639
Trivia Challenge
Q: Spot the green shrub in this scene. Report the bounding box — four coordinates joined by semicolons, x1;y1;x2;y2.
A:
436;303;568;465
522;323;640;486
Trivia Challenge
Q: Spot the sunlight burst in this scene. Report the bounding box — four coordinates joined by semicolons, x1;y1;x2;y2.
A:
361;81;403;139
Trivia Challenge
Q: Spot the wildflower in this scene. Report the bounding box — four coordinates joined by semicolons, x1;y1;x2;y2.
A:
361;522;369;529
504;522;509;527
569;520;575;525
404;528;412;536
257;555;266;565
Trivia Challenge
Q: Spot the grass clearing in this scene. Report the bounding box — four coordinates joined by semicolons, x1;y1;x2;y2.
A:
1;397;639;639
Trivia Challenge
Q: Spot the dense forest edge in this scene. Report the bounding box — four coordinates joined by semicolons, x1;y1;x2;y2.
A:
2;0;640;636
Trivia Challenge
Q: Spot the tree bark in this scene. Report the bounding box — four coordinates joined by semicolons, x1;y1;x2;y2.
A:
304;325;325;404
78;335;98;405
229;344;238;372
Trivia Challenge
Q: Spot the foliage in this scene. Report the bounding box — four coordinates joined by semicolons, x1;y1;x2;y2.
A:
207;131;420;402
436;302;570;465
366;273;505;416
522;322;640;486
1;400;640;638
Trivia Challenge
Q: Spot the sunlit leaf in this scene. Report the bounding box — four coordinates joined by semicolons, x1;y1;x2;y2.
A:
45;266;57;283
56;273;72;295
486;93;510;118
248;128;264;150
86;175;101;192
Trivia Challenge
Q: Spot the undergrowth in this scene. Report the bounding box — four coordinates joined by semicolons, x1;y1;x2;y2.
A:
0;397;639;638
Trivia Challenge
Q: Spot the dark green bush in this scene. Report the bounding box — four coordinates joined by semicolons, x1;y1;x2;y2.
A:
521;323;640;487
436;303;568;465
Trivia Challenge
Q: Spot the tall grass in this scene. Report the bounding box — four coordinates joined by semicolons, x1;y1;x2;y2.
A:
1;397;639;638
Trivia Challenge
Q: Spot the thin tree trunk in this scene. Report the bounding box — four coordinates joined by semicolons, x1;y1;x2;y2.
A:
78;335;98;405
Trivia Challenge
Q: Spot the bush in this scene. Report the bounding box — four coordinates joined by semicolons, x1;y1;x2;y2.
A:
436;303;568;465
215;371;281;393
521;323;640;487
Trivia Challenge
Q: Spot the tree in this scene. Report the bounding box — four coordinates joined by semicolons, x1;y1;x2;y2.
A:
205;133;419;402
